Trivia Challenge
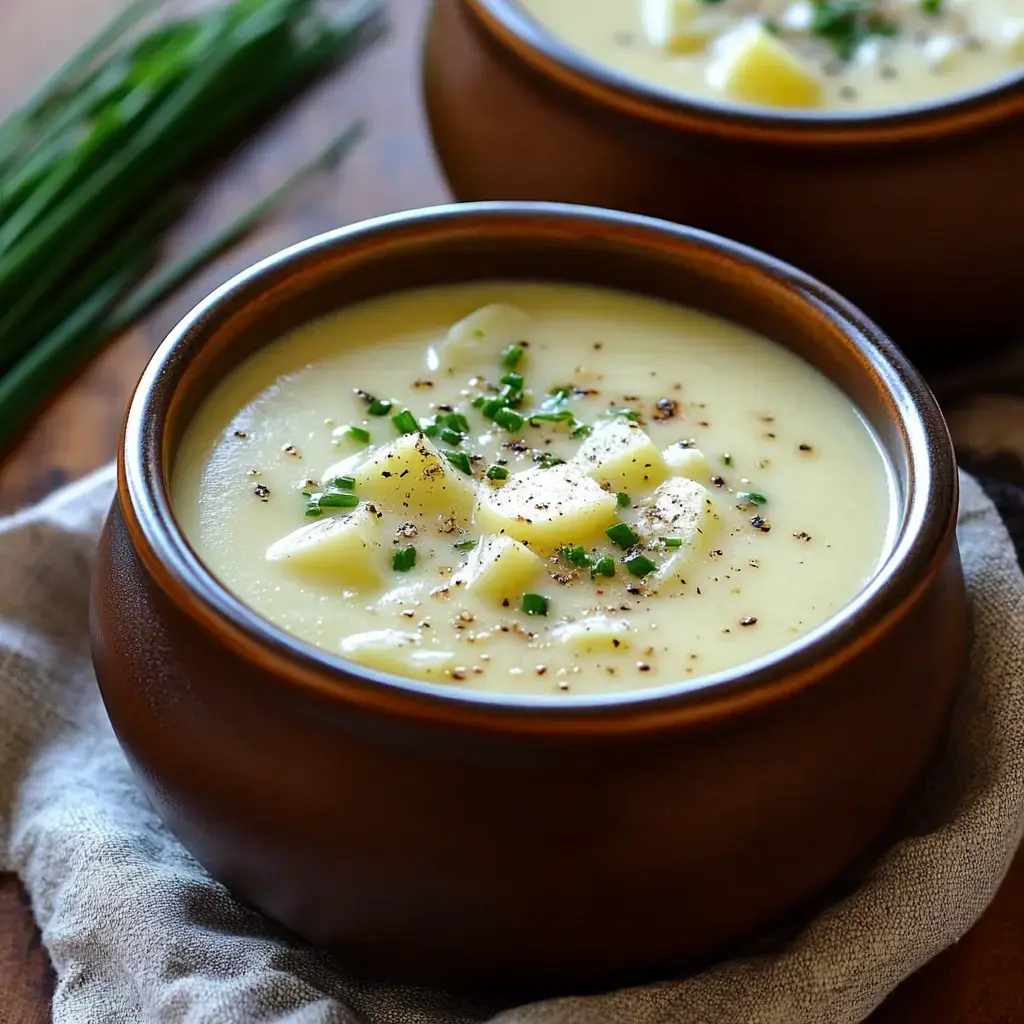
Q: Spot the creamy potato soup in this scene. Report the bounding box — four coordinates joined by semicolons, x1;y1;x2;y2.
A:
174;283;893;696
517;0;1024;110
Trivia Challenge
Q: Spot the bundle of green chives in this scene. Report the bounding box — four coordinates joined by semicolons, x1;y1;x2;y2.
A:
0;0;383;449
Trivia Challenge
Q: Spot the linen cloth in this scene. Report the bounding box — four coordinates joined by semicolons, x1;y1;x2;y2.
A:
1;464;1023;1024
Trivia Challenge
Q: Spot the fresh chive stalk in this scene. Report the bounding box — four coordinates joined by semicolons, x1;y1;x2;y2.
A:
444;450;473;475
392;546;417;572
486;465;509;481
522;593;548;616
606;522;638;549
625;554;657;578
591;555;615;578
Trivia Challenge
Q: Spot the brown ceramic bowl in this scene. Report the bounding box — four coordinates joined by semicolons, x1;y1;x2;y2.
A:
91;202;966;993
423;0;1024;371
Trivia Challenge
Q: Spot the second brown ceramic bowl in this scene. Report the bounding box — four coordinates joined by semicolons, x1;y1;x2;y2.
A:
423;0;1024;370
91;202;966;992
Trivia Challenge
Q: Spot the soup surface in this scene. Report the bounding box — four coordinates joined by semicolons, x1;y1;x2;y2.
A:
174;283;893;696
516;0;1024;111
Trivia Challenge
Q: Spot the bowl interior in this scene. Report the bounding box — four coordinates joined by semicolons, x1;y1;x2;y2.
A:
127;202;954;714
472;0;1024;130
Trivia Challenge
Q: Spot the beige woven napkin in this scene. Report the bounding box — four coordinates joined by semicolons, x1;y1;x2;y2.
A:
1;464;1023;1024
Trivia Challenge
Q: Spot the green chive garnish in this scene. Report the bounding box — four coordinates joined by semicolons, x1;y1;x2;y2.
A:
332;476;356;490
664;538;683;548
736;491;767;506
454;538;477;552
481;398;503;419
609;408;640;421
606;522;638;549
538;454;566;470
625;554;657;578
392;546;417;572
444;450;473;474
318;491;359;509
444;412;470;432
571;424;592;439
424;423;441;438
345;426;370;444
494;408;525;432
502;343;525;369
367;398;392;416
391;409;419;435
591;555;615;578
305;502;324;517
486;465;509;481
440;427;463;446
530;410;575;425
560;545;591;569
522;593;548;616
501;372;524;390
722;454;733;466
921;0;942;13
471;396;486;409
616;492;630;508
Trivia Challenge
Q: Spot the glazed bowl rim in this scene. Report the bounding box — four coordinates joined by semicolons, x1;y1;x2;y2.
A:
466;0;1024;137
119;201;957;730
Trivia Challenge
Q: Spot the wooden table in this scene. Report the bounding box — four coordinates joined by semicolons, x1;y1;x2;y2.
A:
1;2;1022;1021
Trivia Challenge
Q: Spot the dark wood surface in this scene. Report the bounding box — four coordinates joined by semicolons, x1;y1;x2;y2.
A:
0;1;1021;1021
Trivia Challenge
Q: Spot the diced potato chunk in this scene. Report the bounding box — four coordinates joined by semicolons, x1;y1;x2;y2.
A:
265;503;382;590
714;25;822;108
340;630;457;682
551;616;633;654
638;477;719;587
662;444;711;482
473;463;618;553
432;304;532;372
573;419;670;491
452;534;543;605
642;0;722;53
322;433;474;519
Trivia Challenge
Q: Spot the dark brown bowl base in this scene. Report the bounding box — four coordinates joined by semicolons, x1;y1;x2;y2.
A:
91;203;967;991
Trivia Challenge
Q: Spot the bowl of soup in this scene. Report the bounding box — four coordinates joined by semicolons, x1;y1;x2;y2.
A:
423;0;1024;370
90;202;966;991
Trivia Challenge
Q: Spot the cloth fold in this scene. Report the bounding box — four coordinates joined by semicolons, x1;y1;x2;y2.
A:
2;466;1023;1024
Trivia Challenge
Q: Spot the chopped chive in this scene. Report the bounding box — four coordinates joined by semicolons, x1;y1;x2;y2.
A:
392;409;419;435
591;555;615;578
736;491;768;506
332;476;356;491
664;537;684;548
440;427;464;446
625;554;657;578
318;491;360;509
571;423;592;439
502;343;525;369
722;454;733;466
392;546;417;572
522;593;549;616
345;426;370;444
486;464;509;481
500;372;524;390
481;398;504;419
616;492;630;508
367;398;392;416
424;423;441;438
538;454;566;469
471;395;486;409
609;408;640;421
606;522;638;549
305;503;324;518
494;407;525;432
560;545;591;569
445;412;470;432
444;450;473;474
500;385;524;408
530;410;575;425
921;0;942;13
454;538;477;552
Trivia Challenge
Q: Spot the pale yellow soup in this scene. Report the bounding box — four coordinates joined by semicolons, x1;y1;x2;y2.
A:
173;283;893;696
517;0;1024;111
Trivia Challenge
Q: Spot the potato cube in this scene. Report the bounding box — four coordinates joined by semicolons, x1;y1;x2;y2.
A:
265;503;382;590
452;534;544;605
714;24;822;108
322;433;475;519
340;630;458;683
642;0;722;52
473;463;618;553
551;616;634;654
433;303;532;373
637;478;719;586
662;444;711;482
573;418;670;491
